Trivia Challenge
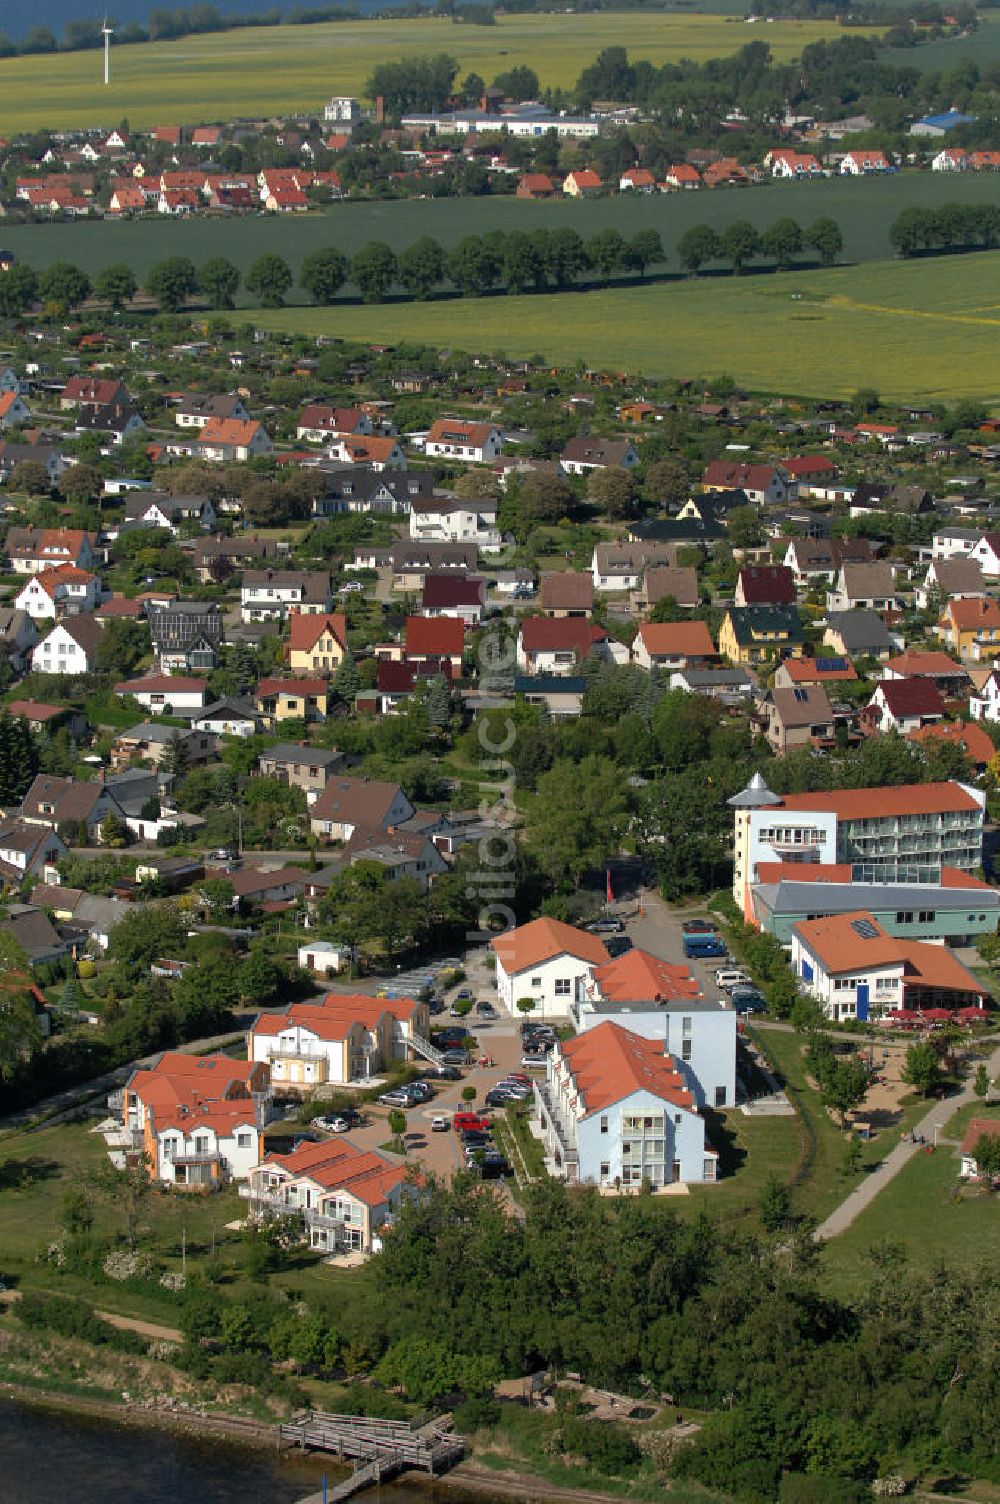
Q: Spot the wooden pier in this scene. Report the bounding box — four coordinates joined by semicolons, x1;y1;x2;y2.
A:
281;1410;465;1503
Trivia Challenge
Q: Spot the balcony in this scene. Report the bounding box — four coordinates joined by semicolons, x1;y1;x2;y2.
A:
267;1044;327;1063
533;1082;578;1166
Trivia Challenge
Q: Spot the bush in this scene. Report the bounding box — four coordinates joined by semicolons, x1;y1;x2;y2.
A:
780;1474;868;1504
560;1416;641;1475
454;1395;501;1432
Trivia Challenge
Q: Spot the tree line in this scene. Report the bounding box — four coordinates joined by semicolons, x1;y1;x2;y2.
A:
0;3;365;60
889;201;1000;257
0;216;847;322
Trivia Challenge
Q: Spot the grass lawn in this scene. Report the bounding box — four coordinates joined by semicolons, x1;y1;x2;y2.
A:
677;1107;801;1227
751;1026;932;1228
3;171;998;282
250;249;1000;402
884;10;1000;70
0;14;862;131
819;1101;1000;1299
0;1120;245;1323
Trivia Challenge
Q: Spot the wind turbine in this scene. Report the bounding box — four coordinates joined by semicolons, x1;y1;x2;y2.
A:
101;16;114;86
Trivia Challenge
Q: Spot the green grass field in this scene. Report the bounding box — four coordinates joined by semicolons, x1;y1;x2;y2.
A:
819;1100;1000;1299
251;248;1000;402
0;13;861;131
2;171;998;282
884;10;1000;70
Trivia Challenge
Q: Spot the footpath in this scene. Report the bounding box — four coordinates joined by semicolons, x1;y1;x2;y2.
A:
813;1036;1000;1241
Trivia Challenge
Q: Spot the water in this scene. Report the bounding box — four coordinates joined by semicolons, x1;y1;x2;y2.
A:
0;1397;490;1504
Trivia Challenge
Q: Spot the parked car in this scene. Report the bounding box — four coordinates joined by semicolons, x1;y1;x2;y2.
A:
454;987;474;1002
715;968;751;991
430;1064;462;1081
475;1001;497;1018
587;916;625;935
682;918;718;934
683;933;727;959
731;986;766;1014
603;935;634;959
431;1115;450;1132
434;1027;468;1048
521;1055;548;1070
439;1048;469;1066
378;1088;413;1108
407;1081;434;1102
453;1112;492;1134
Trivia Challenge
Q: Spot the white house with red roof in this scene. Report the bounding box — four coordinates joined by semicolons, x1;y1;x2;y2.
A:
296;404;373;442
840;149;893;175
249;993;430;1088
491;917;609;1019
425;418;503;464
114;674;209;713
243;1137;413;1253
516;618;609;676
663;163;701;189
765;148;822;178
14;565;99;620
863;677;946;735
574;947;737;1110
534;1020;716;1186
630;620;716;670
122;1051;271;1186
791;911;985;1023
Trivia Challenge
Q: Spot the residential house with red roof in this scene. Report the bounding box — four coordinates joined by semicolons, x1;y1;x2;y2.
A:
563;169;602;197
402;615;465;672
425;418;503;464
729;773;986;917
881;650;971;700
249;992;428;1090
663;163;702;189
196;416;271;462
864;677;946;735
702;459;792;506
516;617;608;676
295;404;373;442
492;917;609;1020
534;1020;716;1186
735;564;796;607
575;948;737;1110
287;612;349;675
114;675;209;714
937;596;1000;661
631;620;716;671
7;527;96;577
907;719;996;774
773;655;858;689
840;149;893;175
122;1050;270;1186
0;390;30;429
421;573;485;624
619;167;656;192
516;172;556;199
244;1136;415;1253
255;678;330;728
326;434;406;470
14;565;99;621
766;148;823;178
60;375;128;411
791;910;985;1022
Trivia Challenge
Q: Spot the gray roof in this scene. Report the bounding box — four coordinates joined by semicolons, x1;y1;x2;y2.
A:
825;609;894;653
728;771;782;809
755;878;1000;918
260;743;344;768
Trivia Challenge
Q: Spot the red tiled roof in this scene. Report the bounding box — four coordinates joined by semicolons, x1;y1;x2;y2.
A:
288;612;348;654
874;678;945;719
591;948;702;1004
776;781;980;818
737;565;795;605
404;616;465;657
519;618;607;655
635;621;715;656
560;1020;695;1116
794;911;984;993
491;917;608;975
908;721;995;766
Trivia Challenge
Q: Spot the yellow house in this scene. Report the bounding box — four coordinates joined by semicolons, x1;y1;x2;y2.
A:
248;995;431;1090
288;611;348;675
255;677;329;728
936;597;1000;661
719;605;805;667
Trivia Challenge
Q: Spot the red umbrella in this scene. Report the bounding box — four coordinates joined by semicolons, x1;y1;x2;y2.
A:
958;1006;988;1023
920;1008;954;1022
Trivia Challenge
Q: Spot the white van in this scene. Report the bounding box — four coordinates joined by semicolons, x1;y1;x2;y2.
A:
714;968;751;991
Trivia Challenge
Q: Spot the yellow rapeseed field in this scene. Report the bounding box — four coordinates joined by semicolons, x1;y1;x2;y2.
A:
0;13;865;130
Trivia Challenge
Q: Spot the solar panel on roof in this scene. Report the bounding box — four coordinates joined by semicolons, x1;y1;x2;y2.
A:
850;918;880;940
814;656;847;672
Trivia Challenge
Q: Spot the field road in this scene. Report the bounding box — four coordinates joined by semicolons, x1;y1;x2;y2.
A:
0;1289;181;1344
813;1037;1000;1242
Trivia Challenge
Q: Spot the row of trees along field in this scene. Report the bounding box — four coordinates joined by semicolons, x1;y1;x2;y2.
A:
0;216;853;318
889;201;1000;256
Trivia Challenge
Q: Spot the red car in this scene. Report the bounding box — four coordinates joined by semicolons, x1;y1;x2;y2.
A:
453;1112;492;1134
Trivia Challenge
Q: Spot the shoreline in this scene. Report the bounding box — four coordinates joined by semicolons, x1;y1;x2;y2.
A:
0;1385;639;1504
